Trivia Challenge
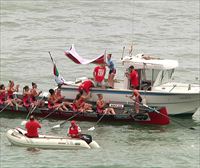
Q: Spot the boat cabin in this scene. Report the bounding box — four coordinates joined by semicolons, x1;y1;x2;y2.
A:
121;53;179;90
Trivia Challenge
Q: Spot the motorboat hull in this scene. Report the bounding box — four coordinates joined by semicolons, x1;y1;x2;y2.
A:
60;85;200;115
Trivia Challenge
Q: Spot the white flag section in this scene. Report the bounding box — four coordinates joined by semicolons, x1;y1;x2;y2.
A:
54;73;66;85
53;61;67;85
64;44;105;65
48;52;66;85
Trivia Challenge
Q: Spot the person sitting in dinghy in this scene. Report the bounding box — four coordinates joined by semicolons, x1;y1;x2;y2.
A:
25;115;41;138
68;120;93;144
48;89;68;111
96;94;116;115
68;120;81;138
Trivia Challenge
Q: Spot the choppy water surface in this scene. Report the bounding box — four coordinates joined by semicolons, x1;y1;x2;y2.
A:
0;0;199;168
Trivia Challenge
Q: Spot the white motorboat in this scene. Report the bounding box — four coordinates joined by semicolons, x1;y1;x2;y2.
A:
6;128;100;149
56;45;200;115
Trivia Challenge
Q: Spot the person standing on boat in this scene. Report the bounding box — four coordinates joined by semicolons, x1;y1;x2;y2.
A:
25;115;41;138
130;89;143;113
93;64;106;88
126;66;139;89
106;54;116;88
68;120;81;138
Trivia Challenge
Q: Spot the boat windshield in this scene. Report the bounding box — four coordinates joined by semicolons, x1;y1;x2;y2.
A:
139;69;160;90
153;69;174;86
138;69;174;89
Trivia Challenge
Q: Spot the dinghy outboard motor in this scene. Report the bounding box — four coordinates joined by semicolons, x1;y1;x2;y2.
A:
80;134;100;149
80;134;92;144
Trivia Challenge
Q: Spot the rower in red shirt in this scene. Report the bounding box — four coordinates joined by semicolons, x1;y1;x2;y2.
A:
67;120;81;138
93;64;106;88
0;84;7;105
25;115;41;138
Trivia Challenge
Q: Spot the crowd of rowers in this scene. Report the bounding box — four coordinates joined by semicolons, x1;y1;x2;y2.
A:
0;80;116;115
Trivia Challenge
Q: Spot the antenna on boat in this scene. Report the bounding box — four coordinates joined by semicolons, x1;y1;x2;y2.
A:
129;42;134;57
121;46;125;60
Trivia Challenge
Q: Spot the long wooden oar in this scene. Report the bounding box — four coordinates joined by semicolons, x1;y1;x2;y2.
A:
127;95;196;130
88;112;107;131
0;103;10;113
51;111;82;130
21;92;48;125
39;102;66;122
21;105;39;125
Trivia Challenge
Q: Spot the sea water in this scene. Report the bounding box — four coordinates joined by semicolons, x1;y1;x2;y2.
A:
0;1;199;167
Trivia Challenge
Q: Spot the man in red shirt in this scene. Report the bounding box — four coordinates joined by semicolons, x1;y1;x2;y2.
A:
93;64;106;88
78;80;94;94
25;115;41;138
128;66;139;89
67;120;81;138
67;120;92;144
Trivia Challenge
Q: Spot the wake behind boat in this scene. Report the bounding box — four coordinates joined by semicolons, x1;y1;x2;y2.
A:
59;45;200;115
6;127;100;149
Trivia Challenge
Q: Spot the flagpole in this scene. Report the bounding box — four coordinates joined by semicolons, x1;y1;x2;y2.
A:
48;51;54;64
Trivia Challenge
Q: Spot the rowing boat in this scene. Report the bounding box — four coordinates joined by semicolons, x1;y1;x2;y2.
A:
0;101;170;125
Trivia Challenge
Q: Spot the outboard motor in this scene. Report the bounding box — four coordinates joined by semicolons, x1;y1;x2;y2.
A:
80;134;100;149
80;134;92;144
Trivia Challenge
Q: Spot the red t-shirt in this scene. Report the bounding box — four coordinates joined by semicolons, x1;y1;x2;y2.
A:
0;91;6;104
130;70;139;88
78;80;94;93
25;120;41;138
94;66;106;82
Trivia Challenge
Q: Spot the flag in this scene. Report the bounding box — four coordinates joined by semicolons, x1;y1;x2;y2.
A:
53;64;66;85
49;52;66;85
64;44;106;64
